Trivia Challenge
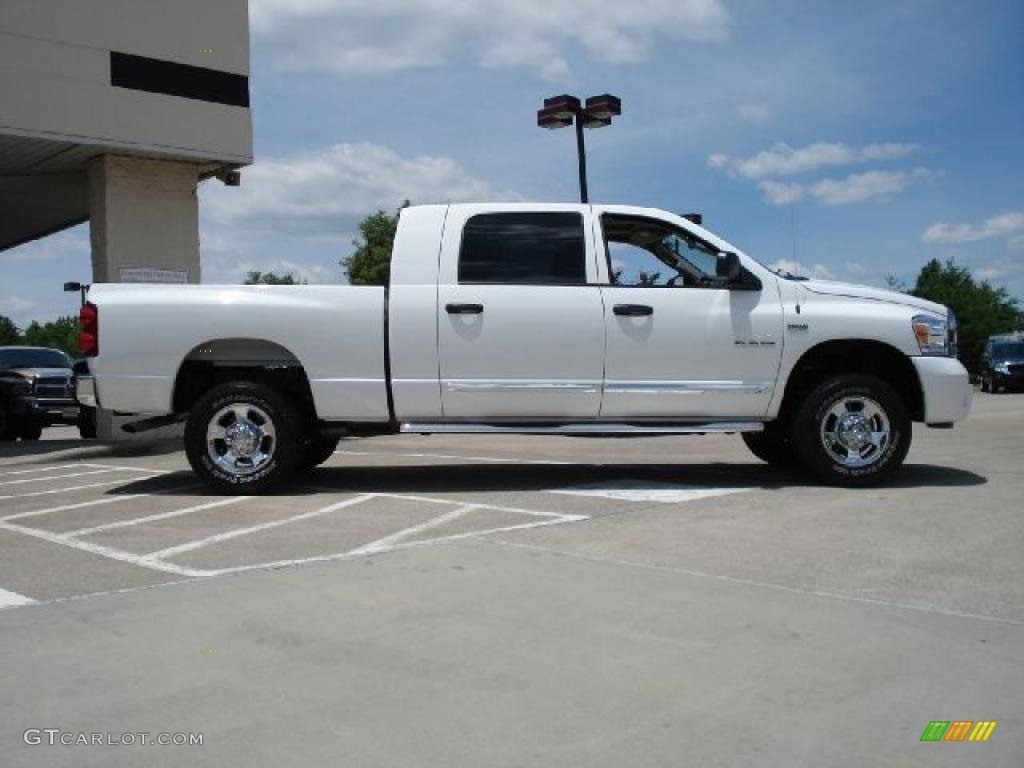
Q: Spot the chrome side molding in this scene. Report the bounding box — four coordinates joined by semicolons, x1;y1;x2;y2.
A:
444;380;773;396
445;380;600;393
400;421;764;435
604;381;773;395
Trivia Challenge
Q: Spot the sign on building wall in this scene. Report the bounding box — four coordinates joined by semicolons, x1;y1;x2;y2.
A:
119;267;189;284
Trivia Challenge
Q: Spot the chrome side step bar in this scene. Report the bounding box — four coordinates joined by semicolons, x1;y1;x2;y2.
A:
400;421;763;435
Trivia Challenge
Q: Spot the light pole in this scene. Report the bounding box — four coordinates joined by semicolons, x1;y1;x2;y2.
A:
537;94;621;204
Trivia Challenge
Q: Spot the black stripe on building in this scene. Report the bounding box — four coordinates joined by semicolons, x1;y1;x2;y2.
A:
110;52;249;108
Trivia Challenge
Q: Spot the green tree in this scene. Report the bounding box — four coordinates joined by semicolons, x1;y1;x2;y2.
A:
342;202;409;286
909;259;1021;372
0;315;19;345
244;270;306;285
21;316;80;356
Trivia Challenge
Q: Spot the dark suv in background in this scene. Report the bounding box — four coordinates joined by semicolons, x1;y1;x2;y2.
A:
980;333;1024;393
0;346;79;440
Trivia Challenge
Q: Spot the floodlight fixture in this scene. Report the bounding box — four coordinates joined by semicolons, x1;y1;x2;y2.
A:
536;93;621;203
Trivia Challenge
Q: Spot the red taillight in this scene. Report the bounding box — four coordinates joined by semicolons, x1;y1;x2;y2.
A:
80;302;98;357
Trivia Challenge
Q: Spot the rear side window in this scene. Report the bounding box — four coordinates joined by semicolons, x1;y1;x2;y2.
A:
458;212;586;285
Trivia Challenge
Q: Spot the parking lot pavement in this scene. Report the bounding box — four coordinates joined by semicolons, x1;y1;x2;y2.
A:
1;393;1023;766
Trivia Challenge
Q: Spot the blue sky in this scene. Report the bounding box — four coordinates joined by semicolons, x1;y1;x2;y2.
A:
3;0;1022;327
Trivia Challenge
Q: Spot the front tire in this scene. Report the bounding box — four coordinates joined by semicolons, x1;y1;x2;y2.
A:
185;381;305;494
792;374;911;487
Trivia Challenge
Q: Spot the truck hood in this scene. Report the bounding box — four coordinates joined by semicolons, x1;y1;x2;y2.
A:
801;279;947;315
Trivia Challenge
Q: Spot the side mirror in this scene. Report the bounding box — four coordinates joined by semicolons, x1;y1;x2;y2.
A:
717;251;741;282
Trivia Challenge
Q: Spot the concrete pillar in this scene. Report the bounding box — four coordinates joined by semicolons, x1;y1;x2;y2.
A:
88;155;201;283
87;155;200;441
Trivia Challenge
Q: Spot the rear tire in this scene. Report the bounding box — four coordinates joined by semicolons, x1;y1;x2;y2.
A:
741;422;796;466
78;407;97;439
185;381;305;494
300;436;340;471
18;422;43;441
0;406;12;440
792;374;911;487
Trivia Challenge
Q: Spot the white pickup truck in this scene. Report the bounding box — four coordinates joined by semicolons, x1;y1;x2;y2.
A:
76;203;971;492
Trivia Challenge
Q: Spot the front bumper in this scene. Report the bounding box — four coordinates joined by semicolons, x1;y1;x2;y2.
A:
911;356;972;425
13;396;80;425
992;370;1024;389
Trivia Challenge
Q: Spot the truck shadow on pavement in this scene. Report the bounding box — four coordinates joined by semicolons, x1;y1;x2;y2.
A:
108;461;986;498
0;437;183;461
305;462;987;493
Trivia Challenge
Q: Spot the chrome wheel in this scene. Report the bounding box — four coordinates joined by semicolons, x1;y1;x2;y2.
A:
819;395;890;469
206;402;277;477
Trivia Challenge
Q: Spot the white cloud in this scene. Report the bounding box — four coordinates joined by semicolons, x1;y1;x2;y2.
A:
758;180;805;205
809;168;942;205
199;141;498;283
0;227;90;264
250;0;730;81
707;153;730;171
0;295;36;315
707;141;921;180
203;142;495;243
736;104;771;124
757;168;941;206
768;259;835;280
922;211;1024;245
974;256;1024;283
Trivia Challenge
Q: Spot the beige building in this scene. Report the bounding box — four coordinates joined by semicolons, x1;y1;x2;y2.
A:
1;0;253;436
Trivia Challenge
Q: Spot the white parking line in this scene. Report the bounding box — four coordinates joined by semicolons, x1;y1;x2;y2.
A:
0;520;208;577
0;468;123;487
549;481;751;503
0;465;87;478
0;484;592;597
206;506;589;577
0;475;165;500
80;463;174;475
144;494;377;561
335;449;572;465
0;588;37;610
299;487;575;518
0;483;202;523
346;504;479;556
65;496;250;537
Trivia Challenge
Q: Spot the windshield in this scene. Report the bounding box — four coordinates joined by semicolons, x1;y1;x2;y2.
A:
992;342;1024;359
0;348;72;369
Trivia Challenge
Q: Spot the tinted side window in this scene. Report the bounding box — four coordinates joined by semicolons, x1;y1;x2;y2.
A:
459;213;586;285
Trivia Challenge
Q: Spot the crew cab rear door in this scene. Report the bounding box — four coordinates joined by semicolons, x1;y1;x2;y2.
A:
437;205;605;420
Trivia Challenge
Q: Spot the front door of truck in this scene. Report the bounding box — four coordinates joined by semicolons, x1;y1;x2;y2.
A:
437;206;605;420
596;210;783;419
